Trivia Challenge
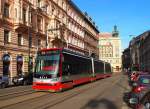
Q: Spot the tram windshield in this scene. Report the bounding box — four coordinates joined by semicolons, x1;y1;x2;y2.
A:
35;54;60;76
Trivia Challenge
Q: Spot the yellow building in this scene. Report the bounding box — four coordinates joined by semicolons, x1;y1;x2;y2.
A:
99;26;122;72
0;0;99;83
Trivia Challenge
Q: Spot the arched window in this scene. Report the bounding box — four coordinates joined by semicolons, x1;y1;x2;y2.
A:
2;54;10;76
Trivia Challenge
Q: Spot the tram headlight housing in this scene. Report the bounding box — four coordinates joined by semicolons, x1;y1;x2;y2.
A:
51;78;59;82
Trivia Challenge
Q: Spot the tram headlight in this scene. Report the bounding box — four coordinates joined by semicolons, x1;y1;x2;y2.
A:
51;78;59;82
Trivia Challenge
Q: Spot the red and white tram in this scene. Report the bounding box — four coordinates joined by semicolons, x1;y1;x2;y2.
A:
32;48;112;92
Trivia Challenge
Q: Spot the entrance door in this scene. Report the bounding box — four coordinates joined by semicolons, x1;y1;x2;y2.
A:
3;54;10;76
116;66;119;71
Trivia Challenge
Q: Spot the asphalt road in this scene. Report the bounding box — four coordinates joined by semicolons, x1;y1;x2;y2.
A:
0;73;131;109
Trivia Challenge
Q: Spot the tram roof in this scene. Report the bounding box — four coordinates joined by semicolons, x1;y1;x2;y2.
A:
62;48;91;60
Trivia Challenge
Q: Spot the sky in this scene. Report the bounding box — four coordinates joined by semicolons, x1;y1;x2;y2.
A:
73;0;150;50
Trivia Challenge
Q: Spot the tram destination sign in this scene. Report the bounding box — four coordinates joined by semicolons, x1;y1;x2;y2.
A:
39;50;60;55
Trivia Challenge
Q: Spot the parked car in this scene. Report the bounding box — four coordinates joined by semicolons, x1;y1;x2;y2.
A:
128;75;150;109
138;92;150;109
12;73;33;85
129;71;149;86
0;76;9;88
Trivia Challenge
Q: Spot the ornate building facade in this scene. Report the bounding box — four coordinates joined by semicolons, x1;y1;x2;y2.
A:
0;0;99;83
129;35;141;71
122;47;131;71
99;26;122;72
130;30;150;72
139;31;150;72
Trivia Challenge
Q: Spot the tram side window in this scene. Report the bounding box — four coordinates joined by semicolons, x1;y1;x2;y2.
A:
73;57;91;75
63;53;92;76
78;63;84;74
85;60;92;74
69;57;81;75
94;61;104;74
62;62;72;76
63;54;79;75
105;63;111;73
77;58;92;75
62;54;73;76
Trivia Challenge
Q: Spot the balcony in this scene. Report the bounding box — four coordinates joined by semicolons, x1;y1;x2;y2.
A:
2;16;13;26
37;4;49;18
14;19;29;33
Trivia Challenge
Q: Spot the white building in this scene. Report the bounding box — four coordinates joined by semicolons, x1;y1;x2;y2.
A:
99;26;122;72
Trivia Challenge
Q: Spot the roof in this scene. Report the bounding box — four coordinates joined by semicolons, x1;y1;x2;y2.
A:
99;33;112;38
68;0;99;33
129;30;150;46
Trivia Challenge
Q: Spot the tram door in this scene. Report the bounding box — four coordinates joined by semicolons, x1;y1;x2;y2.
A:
3;54;10;76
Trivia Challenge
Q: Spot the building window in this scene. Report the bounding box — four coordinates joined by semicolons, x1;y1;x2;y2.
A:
15;8;17;18
38;38;41;47
23;8;26;24
37;17;42;31
51;6;55;15
31;12;33;24
29;36;32;48
29;0;33;4
38;0;41;8
18;34;23;46
62;2;65;10
4;3;9;18
4;30;10;44
2;54;10;76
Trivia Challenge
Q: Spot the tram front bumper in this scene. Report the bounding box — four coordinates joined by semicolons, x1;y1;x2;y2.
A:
32;82;62;92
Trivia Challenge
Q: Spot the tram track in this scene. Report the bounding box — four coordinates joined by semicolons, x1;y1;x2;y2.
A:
0;86;32;94
0;91;50;109
0;75;120;109
37;76;121;109
1;86;93;109
37;84;100;109
0;89;35;101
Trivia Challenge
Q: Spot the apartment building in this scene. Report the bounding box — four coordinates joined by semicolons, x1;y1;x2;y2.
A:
99;26;122;72
0;0;99;82
130;30;150;72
